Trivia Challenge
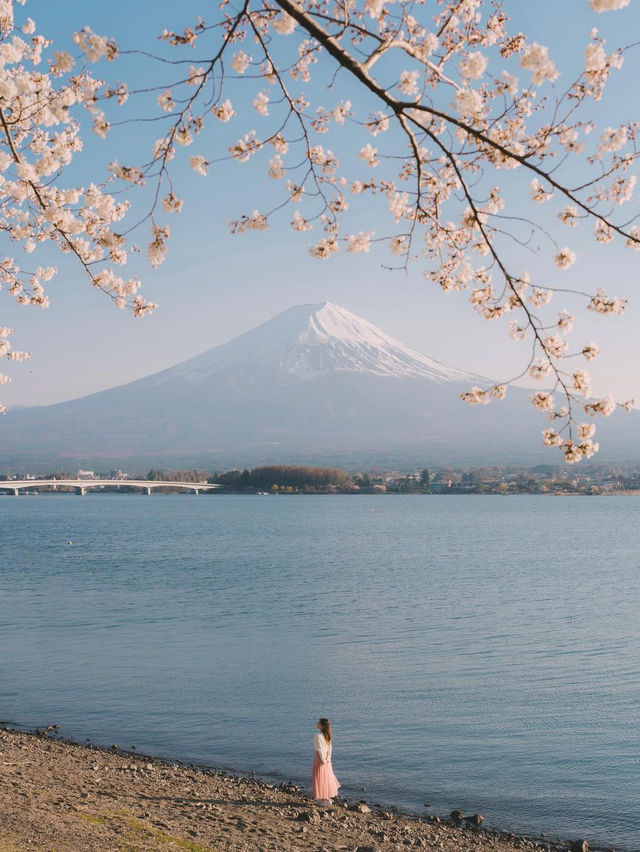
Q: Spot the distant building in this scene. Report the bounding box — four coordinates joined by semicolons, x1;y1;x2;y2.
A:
77;469;96;480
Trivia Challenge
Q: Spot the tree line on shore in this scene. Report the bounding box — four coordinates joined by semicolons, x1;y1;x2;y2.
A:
6;463;640;495
209;465;355;492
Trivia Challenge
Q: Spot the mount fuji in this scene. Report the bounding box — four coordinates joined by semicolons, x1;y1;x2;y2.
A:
1;302;637;469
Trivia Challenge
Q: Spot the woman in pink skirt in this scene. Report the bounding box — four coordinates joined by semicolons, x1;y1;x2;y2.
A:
312;717;341;805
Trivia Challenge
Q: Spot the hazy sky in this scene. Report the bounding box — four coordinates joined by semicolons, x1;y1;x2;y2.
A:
2;0;640;408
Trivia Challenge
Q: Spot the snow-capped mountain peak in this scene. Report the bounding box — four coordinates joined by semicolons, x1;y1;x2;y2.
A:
169;301;477;385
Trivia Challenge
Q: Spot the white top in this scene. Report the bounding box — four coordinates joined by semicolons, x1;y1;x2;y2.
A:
314;732;332;764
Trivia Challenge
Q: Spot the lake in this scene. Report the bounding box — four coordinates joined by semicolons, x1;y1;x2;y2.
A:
0;494;638;850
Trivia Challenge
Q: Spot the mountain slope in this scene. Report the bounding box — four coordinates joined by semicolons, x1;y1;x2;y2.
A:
1;302;637;469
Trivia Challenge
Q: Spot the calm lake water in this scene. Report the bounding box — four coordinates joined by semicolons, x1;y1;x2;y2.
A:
0;494;638;850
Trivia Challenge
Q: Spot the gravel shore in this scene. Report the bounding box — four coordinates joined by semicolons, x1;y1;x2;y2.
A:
0;727;581;851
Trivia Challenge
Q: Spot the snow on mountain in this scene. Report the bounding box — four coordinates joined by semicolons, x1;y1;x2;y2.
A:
159;301;479;386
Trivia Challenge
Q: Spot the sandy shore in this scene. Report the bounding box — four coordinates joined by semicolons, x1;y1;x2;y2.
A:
0;727;581;851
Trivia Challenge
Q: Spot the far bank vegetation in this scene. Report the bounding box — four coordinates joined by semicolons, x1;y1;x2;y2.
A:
210;465;357;493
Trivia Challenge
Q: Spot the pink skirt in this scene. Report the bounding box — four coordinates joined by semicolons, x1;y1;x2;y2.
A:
311;751;341;799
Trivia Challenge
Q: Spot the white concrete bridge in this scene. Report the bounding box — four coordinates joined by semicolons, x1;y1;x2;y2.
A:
0;479;223;496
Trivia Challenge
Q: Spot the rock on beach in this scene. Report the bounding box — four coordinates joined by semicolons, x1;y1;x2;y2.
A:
0;727;577;851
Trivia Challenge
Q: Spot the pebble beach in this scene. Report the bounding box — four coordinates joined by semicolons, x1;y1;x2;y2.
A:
0;727;590;852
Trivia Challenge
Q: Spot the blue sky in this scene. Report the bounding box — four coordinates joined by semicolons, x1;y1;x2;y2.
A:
2;0;640;408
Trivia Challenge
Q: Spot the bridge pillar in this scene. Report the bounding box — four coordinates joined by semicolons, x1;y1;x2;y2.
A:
12;488;18;496
145;486;151;495
194;488;200;495
76;486;86;496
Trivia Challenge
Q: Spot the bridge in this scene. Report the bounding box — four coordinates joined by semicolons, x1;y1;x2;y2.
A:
0;479;223;496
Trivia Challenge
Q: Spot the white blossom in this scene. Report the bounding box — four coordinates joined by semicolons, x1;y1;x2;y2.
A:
390;236;409;255
572;369;591;396
542;428;564;447
398;70;420;96
231;51;251;74
590;0;630;11
272;11;297;35
530;360;552;381
520;43;559;85
364;0;385;19
213;100;235;122
309;237;339;259
583;395;616;417
189;155;209;176
454;88;485;119
268;155;285;179
346;231;374;253
359;144;379;167
554;247;576;270
187;66;205;86
253;91;269;116
0;0;13;33
582;342;600;360
162;193;184;213
585;43;607;73
332;101;351;125
530;178;553;203
460;52;488;80
460;386;490;405
50;51;74;74
366;112;389;136
557;310;574;333
73;27;116;63
543;334;569;357
599;125;628;153
587;288;627;314
531;391;554;411
578;422;596;440
157;90;174;113
291;211;312;232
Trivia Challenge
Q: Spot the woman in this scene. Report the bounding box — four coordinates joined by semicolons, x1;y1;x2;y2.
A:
312;717;341;805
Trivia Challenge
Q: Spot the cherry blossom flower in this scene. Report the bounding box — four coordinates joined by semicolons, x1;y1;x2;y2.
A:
272;12;297;35
398;70;420;96
460;52;488;80
590;0;630;11
460;387;490;405
189;155;209;175
346;231;373;253
359;144;379;167
213;100;235;122
520;43;559;85
231;51;251;74
554;248;576;270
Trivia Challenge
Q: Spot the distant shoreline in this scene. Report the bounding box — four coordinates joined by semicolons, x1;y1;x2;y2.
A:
2;488;640;497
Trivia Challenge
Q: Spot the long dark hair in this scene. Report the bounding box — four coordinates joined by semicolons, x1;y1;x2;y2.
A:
318;718;332;743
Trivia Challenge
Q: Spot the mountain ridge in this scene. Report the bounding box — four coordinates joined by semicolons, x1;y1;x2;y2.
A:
1;302;637;469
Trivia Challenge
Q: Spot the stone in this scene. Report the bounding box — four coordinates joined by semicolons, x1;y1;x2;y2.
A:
569;843;588;852
352;802;371;814
449;809;464;823
464;813;484;826
297;809;321;824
